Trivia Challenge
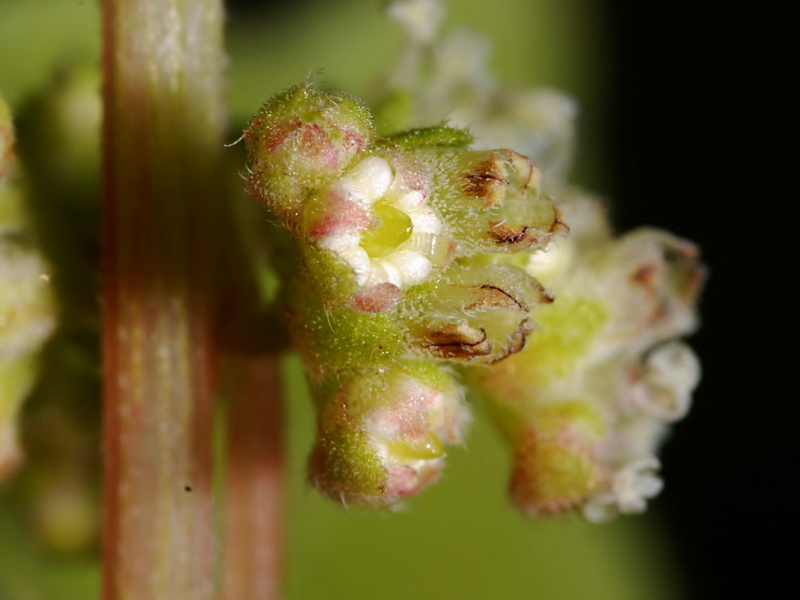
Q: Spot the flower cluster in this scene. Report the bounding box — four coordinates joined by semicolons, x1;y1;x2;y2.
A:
243;0;704;517
469;195;704;519
244;82;564;506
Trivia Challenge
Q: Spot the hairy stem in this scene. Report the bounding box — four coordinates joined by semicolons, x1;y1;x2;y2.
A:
101;0;224;598
221;354;284;600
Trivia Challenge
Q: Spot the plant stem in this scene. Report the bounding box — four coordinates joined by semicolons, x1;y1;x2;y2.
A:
221;354;284;600
101;0;224;598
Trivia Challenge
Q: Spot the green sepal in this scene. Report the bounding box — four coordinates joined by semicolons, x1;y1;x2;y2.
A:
381;124;474;149
371;88;413;136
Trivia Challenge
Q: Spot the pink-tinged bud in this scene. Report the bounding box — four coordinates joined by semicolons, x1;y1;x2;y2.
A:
308;362;468;508
508;402;606;516
244;82;374;225
585;228;706;358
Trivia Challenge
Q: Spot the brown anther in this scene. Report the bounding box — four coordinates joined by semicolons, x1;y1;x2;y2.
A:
418;324;491;359
488;222;535;246
465;284;528;312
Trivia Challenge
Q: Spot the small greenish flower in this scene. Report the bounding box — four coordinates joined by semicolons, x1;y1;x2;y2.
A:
245;80;563;505
399;262;552;364
306;154;446;293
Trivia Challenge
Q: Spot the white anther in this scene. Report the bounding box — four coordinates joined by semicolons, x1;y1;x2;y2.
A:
317;230;361;253
393;190;427;211
613;457;663;514
339;247;371;286
383;250;432;286
345;156;393;201
636;342;700;421
409;209;443;235
375;260;403;288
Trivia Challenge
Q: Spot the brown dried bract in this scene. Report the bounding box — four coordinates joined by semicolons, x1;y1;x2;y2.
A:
463;156;510;208
488;318;534;365
488;197;568;249
467;284;528;313
488;222;534;246
417;323;491;359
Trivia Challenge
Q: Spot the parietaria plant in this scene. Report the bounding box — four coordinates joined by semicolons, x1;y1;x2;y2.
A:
0;0;706;597
241;0;705;515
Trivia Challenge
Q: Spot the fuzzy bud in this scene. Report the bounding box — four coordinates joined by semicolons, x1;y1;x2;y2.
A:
244;82;374;226
308;362;468;507
509;401;606;516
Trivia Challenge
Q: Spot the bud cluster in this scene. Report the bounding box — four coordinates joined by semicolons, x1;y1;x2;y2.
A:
244;81;564;506
243;1;704;518
469;195;705;520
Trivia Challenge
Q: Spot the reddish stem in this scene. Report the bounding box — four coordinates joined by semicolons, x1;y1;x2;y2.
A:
221;354;284;600
102;0;224;598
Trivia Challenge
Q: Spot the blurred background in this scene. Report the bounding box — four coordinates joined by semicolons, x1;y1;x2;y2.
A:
0;1;781;599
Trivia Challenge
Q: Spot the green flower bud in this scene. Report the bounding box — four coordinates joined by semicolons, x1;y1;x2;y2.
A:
308;362;467;508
